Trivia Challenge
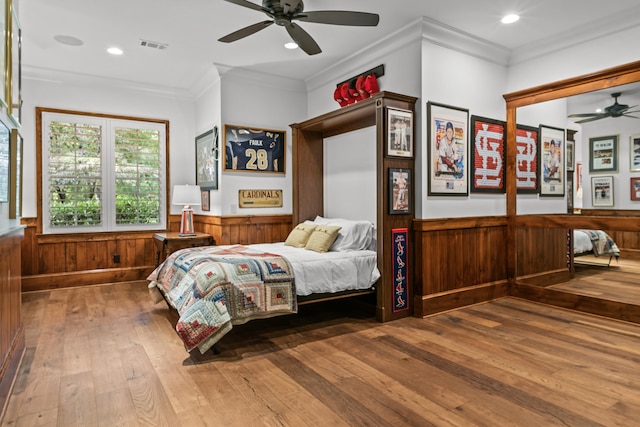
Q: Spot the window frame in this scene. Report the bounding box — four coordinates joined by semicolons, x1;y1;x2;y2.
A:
37;107;170;235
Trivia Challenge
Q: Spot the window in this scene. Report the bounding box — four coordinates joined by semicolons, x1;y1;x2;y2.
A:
40;110;168;234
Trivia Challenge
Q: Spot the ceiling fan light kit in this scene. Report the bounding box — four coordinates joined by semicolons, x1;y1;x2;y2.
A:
219;0;380;55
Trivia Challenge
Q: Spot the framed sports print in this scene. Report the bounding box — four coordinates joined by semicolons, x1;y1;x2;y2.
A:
223;124;286;174
516;124;539;194
631;134;640;172
386;107;413;158
631;177;640;201
566;139;575;172
470;116;505;193
427;102;469;196
389;168;411;214
200;190;210;211
540;124;565;197
592;176;614;207
589;135;618;173
195;127;219;190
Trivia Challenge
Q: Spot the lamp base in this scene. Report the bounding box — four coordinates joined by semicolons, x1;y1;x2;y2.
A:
180;206;196;236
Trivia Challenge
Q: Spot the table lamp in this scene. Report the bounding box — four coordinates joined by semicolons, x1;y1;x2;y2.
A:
172;184;201;236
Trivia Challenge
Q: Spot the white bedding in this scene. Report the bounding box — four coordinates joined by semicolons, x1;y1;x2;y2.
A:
248;242;380;296
573;230;593;254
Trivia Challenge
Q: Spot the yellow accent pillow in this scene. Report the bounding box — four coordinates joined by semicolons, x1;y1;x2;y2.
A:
284;223;317;248
305;225;342;253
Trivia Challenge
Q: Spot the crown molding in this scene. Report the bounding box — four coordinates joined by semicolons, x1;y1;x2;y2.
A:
421;17;511;67
22;65;195;101
509;6;640;66
305;19;423;92
216;64;306;94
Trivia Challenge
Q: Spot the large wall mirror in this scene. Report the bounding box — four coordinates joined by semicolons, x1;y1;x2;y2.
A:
505;60;640;317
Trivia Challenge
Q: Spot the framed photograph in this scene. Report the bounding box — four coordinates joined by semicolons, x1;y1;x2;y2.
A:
576;161;583;193
516;124;539;194
389;168;411;214
470;116;505;193
591;176;614;207
195;127;219;190
427;102;469;196
0;0;7;109
9;128;22;218
8;5;21;127
223;124;285;173
566;139;575;172
631;177;640;201
589;135;618;173
630;134;640;172
566;172;574;213
540;124;565;197
200;190;210;211
0;120;8;203
386;107;413;158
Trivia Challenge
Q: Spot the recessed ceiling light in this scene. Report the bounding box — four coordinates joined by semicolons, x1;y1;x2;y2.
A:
54;35;84;46
107;47;124;55
501;14;520;24
596;108;603;113
284;42;298;50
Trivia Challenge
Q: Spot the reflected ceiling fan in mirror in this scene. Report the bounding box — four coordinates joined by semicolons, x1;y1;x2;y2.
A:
568;92;640;124
218;0;380;55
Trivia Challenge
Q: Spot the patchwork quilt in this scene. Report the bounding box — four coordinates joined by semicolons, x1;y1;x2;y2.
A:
147;245;297;353
581;229;620;257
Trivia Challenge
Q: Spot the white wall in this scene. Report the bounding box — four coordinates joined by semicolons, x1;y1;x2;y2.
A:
219;68;307;216
194;68;222;215
577;118;640;210
419;36;509;218
21;70;196;218
324;127;377;224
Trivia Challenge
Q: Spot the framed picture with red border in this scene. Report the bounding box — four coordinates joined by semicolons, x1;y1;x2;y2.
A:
470;115;505;193
631;177;640;201
516;124;539;194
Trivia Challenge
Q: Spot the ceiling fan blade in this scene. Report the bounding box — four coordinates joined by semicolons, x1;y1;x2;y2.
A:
223;0;264;12
568;113;602;118
296;11;380;26
285;22;321;55
574;114;610;124
623;114;640;119
218;21;274;43
281;0;301;14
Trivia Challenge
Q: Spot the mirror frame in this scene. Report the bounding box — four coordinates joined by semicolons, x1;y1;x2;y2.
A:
503;60;640;285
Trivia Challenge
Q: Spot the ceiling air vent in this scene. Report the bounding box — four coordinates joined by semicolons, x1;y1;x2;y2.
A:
139;39;168;50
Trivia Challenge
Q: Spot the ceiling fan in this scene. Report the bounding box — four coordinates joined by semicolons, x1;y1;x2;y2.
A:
568;92;640;124
218;0;380;55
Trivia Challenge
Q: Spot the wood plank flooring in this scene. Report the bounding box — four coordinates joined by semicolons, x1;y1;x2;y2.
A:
2;281;640;426
553;256;640;305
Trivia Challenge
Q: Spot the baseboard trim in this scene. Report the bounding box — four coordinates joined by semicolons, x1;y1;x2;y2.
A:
414;280;509;317
0;326;25;424
22;266;155;292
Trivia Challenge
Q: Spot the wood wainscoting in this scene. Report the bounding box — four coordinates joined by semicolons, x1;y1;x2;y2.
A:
20;214;293;292
0;226;25;421
580;209;640;260
413;216;509;317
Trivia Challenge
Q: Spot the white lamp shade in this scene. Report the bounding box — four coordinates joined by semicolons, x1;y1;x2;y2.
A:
172;185;201;206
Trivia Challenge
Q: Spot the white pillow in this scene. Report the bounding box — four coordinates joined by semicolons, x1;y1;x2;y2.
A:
312;216;375;252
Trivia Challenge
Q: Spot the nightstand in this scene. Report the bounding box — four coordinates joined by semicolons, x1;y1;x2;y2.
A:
153;232;215;266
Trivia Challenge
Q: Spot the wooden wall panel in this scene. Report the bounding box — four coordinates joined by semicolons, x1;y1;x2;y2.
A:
0;227;25;420
413;217;509;317
20;214;293;292
516;227;568;278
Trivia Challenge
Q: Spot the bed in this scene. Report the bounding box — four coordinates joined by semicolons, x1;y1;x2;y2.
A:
147;217;380;354
573;229;620;266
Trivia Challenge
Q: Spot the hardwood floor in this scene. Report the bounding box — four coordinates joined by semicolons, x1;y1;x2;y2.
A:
2;281;640;426
554;256;640;305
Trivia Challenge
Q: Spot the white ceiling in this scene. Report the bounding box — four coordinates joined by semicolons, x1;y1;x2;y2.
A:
20;0;640;94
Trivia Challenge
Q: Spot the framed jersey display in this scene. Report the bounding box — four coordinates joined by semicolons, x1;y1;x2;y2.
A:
223;124;286;174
